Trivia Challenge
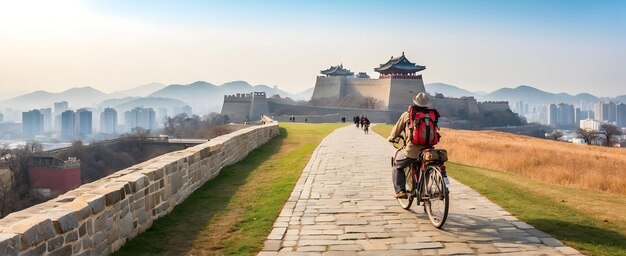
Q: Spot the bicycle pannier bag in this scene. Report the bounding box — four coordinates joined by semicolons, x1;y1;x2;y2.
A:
408;106;440;146
423;149;448;162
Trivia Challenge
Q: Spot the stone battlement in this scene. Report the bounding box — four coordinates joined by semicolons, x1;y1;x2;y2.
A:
0;123;279;255
224;93;253;103
480;101;509;104
223;92;267;103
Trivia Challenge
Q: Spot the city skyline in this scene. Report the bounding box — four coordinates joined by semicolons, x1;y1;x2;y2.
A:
1;0;625;97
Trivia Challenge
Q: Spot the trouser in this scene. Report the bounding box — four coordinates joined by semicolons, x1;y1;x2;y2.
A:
392;153;417;193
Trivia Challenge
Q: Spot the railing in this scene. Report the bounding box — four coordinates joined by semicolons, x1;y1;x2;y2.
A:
379;74;422;79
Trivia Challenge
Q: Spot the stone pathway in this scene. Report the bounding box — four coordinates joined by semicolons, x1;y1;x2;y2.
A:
259;125;581;255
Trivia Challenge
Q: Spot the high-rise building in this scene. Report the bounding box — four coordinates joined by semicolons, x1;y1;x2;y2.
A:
617;103;626;128
39;108;52;132
125;107;156;132
607;102;617;123
513;101;523;115
556;103;575;128
54;101;69;131
76;108;92;136
100;108;117;134
593;102;610;122
0;112;4;122
547;104;557;127
22;110;44;136
574;108;583;126
54;101;69;114
61;110;76;138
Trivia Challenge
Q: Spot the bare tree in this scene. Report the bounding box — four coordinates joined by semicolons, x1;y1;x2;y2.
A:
0;142;43;217
599;124;623;147
576;128;598;145
163;116;177;135
548;130;564;141
360;97;380;109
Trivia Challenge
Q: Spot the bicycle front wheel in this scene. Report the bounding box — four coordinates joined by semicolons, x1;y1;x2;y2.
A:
423;165;449;228
397;166;414;209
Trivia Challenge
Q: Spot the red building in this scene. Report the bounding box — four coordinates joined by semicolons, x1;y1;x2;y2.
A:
28;156;81;197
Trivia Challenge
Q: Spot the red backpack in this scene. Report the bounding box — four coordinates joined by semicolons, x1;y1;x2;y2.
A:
408;106;440;146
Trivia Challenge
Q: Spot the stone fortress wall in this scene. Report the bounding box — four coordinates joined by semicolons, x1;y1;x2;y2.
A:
0;123;279;255
431;96;480;117
340;78;391;109
311;76;344;100
478;101;510;112
311;76;426;112
386;78;426;111
221;92;270;123
249;92;270;122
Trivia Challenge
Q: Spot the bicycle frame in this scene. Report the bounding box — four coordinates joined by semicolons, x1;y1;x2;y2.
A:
392;137;447;206
409;151;433;206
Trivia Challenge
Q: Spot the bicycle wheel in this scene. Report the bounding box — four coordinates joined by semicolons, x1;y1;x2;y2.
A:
423;165;449;228
397;166;414;209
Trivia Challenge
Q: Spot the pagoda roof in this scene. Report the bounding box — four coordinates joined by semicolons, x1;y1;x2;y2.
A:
321;64;354;76
374;52;425;74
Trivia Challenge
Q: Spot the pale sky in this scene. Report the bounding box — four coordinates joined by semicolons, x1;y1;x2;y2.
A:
0;0;625;97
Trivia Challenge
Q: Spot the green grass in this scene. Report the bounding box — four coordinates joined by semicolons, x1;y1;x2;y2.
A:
114;123;346;256
449;163;626;256
372;124;626;256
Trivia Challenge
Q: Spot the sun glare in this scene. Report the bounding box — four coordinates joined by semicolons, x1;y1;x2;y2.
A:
0;0;96;36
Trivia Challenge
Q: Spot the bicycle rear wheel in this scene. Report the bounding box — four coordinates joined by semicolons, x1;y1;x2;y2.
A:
397;166;414;209
423;165;449;228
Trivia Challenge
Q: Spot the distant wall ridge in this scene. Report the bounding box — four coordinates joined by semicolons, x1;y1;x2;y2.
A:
0;123;279;255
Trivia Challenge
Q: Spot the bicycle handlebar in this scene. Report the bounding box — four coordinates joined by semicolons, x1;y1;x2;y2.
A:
391;136;406;149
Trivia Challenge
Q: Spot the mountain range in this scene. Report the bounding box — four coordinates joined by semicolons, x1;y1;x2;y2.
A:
148;80;312;113
1;81;623;116
425;83;622;106
0;81;312;112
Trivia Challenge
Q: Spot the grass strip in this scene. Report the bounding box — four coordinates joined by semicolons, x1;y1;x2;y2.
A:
114;123;345;255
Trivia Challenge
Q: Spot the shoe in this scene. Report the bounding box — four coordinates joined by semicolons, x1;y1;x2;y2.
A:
394;191;408;199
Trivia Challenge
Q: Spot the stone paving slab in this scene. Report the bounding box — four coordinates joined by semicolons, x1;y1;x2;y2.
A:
260;125;582;255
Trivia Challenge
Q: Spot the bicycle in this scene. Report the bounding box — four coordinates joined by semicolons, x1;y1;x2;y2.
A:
391;136;450;228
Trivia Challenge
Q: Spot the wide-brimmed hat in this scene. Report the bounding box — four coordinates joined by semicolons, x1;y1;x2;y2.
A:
412;92;431;107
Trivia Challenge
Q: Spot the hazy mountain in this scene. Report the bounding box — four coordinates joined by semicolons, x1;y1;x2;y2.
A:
111;82;167;98
148;80;306;113
0;81;306;114
109;97;187;113
614;95;626;104
0;90;29;101
481;85;600;105
98;97;141;108
0;86;110;110
425;83;478;98
292;87;314;101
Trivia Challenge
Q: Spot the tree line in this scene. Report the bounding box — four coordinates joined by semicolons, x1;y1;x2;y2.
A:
547;123;623;147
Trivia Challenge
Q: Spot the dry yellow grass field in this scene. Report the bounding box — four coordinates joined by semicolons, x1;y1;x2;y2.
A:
437;128;626;195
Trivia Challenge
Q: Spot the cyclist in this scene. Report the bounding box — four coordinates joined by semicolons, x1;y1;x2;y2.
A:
387;92;439;199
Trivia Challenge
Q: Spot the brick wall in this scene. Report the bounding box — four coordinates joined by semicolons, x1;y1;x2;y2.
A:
0;123;279;255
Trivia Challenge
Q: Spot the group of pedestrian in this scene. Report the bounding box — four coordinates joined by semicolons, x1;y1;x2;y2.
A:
353;115;370;134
